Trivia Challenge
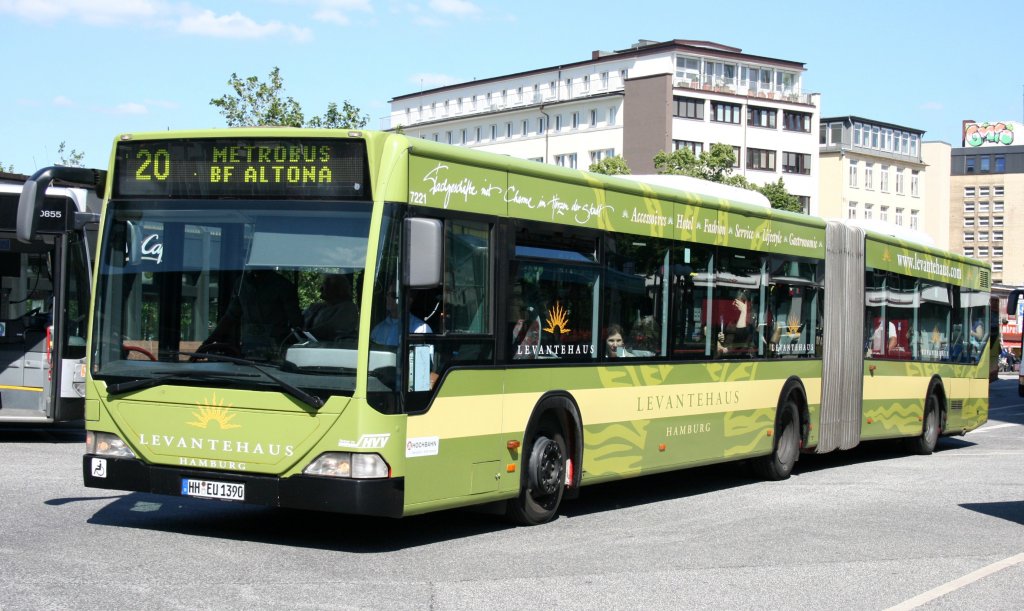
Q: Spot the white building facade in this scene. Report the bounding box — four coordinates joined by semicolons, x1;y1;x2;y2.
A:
388;39;820;213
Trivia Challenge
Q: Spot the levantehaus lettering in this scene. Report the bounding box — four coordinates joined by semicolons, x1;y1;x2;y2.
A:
636;390;740;411
516;344;592;357
137;434;295;457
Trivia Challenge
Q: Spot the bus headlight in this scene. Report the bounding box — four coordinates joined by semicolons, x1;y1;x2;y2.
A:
303;452;390;479
85;431;136;458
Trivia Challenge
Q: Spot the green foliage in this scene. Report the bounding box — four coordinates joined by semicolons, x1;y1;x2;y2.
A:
653;143;803;213
307;101;369;129
588;155;631;175
56;141;85;167
757;178;803;212
0;161;14;173
211;67;368;129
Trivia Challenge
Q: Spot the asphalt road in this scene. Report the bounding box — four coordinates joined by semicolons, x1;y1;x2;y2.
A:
1;379;1021;610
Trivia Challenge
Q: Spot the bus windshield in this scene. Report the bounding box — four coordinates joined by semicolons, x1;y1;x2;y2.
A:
92;200;373;398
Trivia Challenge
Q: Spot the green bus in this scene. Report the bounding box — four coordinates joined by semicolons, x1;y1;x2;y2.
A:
20;129;990;524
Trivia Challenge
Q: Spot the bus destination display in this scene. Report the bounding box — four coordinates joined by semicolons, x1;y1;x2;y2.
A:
113;138;370;199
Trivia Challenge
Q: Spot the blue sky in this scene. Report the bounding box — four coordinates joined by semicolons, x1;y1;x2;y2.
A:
1;0;1021;174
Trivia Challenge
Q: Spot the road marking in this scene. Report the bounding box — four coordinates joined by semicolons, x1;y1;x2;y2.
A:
885;553;1024;611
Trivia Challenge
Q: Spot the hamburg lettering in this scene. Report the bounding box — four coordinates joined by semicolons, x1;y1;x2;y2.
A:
665;422;712;437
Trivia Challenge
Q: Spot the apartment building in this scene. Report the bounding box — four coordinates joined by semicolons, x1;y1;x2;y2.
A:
950;120;1024;287
388;39;820;212
818;116;928;240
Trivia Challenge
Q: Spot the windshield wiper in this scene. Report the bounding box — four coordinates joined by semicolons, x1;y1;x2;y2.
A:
177;352;325;409
107;370;257;395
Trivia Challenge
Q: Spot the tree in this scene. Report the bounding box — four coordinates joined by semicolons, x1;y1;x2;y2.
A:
589;155;631;175
56;141;85;167
0;161;14;173
757;178;803;213
210;67;367;129
653;143;802;212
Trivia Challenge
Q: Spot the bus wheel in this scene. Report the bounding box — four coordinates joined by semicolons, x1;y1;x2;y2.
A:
906;392;940;455
507;430;567;526
753;399;800;481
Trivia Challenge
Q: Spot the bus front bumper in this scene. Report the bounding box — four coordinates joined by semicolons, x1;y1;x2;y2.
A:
83;455;405;517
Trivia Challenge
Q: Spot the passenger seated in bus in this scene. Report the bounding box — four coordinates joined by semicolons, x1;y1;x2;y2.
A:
604;324;654;359
969;318;987;359
202;268;303;359
715;289;754;357
867;317;897;358
303;274;358;342
370;289;431;346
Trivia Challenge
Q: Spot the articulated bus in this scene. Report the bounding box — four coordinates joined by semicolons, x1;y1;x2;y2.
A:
19;130;990;524
1;171;98;424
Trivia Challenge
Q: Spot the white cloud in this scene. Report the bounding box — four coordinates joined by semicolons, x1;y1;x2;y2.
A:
113;102;149;115
177;9;311;42
410;73;457;88
313;0;372;26
919;101;943;111
52;95;74;107
428;0;480;16
145;99;179;110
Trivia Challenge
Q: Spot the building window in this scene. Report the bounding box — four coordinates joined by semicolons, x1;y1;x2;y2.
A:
964;231;974;242
978;231;989;242
555;115;562;131
571;112;579;129
980;156;990;172
848;201;857;219
994;200;1004;212
995;155;1005;172
731;146;741;168
830;122;842;146
994;216;1004;227
964;218;975;228
964;247;974;257
864;203;873;220
895;208;904;225
461;128;467;143
783;110;811;132
880;206;888;222
590;109;597;127
711;101;741;124
993;261;1003;273
600;71;609;89
554;153;577;169
880;165;889;192
978;216;989;227
673;96;704;120
747;148;776;171
994;185;1004;196
965;157;975;173
505;122;512;138
609;106;618;125
538;117;546;135
674;140;704;154
979;201;990;213
895;171;904;194
849;161;858;187
964;186;976;198
582;75;590;92
590;149;615;164
748;106;776;128
476;127;482;142
993;230;1004;242
978;246;989;257
522;120;529;136
911;171;919;197
490;124;497;140
909;210;919;230
797;196;809;213
782;152;810;174
979;186;990;197
446;131;453;145
994;247;1004;257
865;163;874;190
853;122;863;146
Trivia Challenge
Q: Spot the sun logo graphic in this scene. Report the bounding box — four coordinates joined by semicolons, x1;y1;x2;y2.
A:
881;247;892;263
187;394;241;430
543;301;571;335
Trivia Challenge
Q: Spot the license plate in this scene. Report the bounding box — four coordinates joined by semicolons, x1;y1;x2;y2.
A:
181;478;245;501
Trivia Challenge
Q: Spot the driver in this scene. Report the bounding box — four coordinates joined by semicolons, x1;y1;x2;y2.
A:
201;269;302;359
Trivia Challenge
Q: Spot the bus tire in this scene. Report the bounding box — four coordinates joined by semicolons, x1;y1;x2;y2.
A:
507;429;567;526
1017;382;1024;398
752;398;800;481
905;391;941;455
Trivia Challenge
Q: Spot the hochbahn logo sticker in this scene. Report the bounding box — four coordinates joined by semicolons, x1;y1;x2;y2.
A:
406;436;440;457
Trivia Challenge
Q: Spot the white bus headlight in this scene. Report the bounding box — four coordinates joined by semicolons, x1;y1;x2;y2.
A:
303;452;389;479
85;431;136;458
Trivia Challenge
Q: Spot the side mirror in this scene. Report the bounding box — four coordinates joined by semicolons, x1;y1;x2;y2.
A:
403;217;442;289
1009;290;1023;319
18;166;105;243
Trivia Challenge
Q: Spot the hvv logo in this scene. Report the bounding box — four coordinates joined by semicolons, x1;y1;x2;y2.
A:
338;434;391;449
